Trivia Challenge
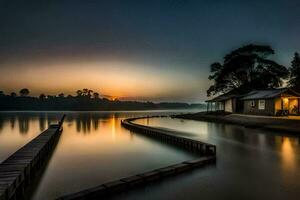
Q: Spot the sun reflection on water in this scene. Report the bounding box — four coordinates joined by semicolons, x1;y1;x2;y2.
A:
111;114;116;141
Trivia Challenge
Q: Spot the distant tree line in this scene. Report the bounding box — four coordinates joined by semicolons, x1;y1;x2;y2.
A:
207;44;300;96
0;88;205;111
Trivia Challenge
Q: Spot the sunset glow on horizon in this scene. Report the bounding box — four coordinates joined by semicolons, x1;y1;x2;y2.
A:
0;59;205;102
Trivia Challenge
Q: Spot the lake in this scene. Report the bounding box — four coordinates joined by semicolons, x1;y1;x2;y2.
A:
0;111;300;200
0;110;198;200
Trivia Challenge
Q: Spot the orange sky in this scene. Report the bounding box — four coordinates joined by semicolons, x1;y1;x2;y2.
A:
0;60;207;102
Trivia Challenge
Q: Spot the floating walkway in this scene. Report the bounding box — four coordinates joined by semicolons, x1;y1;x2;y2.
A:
57;116;216;200
0;115;65;200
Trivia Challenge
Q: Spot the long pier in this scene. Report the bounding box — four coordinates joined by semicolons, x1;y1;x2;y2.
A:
0;115;65;200
57;116;216;200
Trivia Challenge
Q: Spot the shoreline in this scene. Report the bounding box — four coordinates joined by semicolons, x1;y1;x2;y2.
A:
0;108;202;114
174;112;300;134
0;108;202;112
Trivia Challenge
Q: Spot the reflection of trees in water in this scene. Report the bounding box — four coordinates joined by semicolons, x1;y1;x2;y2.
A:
39;113;47;131
74;114;98;133
74;115;92;133
93;118;99;131
66;112;117;133
0;112;123;135
10;115;16;129
0;112;60;135
81;116;91;133
0;114;30;134
18;115;30;134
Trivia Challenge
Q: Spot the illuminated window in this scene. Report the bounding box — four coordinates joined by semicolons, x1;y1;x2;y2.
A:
258;100;265;110
282;98;289;110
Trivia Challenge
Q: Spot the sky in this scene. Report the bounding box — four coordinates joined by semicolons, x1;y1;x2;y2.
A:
0;0;300;102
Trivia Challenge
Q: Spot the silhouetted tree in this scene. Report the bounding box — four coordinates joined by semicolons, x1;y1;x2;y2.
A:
288;52;300;87
80;88;93;98
93;92;100;99
0;91;4;96
10;92;17;97
207;44;289;96
82;88;89;96
58;93;65;98
39;94;46;99
19;88;30;97
88;90;93;98
76;90;83;97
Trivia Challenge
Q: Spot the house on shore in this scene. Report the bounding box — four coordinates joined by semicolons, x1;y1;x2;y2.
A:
206;90;244;113
207;88;300;116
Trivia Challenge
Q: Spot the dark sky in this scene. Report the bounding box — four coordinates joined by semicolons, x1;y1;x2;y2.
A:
0;0;299;102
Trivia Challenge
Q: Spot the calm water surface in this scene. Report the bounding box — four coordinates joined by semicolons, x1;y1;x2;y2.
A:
114;117;300;200
1;111;300;200
0;111;199;200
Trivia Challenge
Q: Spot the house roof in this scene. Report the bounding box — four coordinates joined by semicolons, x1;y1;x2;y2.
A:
207;87;300;102
240;88;300;100
206;89;246;102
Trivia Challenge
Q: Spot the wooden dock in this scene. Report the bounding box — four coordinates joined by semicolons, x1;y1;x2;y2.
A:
57;116;216;200
121;117;216;155
0;115;65;200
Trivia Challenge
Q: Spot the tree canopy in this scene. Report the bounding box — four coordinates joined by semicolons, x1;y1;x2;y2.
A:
288;52;300;87
207;44;289;96
19;88;30;97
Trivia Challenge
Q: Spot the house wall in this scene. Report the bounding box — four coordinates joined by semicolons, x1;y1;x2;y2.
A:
243;99;275;115
232;98;237;113
235;99;244;113
274;98;282;114
225;99;233;113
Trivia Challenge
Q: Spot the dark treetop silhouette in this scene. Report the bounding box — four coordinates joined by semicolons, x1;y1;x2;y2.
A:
207;44;289;96
0;88;204;111
19;88;30;97
289;52;300;88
